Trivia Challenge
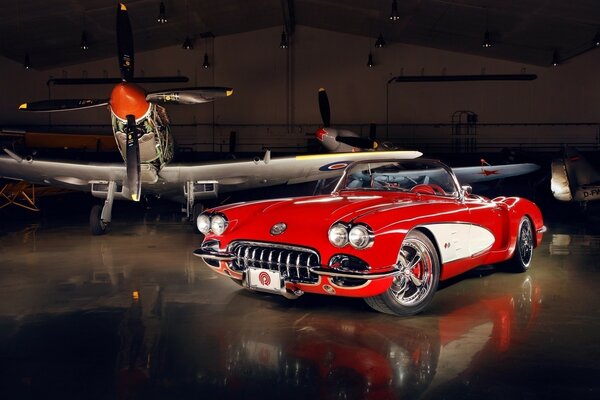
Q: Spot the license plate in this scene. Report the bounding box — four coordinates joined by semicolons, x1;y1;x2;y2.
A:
246;268;283;294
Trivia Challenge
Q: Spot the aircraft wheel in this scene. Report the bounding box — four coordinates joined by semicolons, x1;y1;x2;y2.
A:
364;230;439;316
507;217;534;272
90;204;110;235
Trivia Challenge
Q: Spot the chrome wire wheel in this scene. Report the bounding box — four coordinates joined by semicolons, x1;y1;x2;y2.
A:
390;237;435;306
364;230;440;316
508;217;535;272
518;218;534;268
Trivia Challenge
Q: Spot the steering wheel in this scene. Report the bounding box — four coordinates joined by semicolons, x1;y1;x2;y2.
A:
410;184;446;196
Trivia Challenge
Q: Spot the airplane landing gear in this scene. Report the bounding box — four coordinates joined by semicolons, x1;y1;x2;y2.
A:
90;180;116;235
90;204;110;235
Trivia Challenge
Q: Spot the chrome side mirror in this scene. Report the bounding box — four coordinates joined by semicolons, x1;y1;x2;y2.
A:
461;185;472;195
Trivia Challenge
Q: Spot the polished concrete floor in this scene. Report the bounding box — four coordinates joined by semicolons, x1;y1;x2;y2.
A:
0;198;599;399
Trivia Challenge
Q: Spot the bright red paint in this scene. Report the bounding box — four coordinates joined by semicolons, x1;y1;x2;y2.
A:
195;158;545;314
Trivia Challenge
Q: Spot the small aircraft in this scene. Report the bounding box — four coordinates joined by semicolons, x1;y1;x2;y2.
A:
18;3;231;204
314;88;540;184
551;146;600;205
1;3;423;235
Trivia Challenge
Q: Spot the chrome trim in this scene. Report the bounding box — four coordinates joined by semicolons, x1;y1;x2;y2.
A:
192;248;234;261
310;266;400;280
537;225;548;233
228;241;320;284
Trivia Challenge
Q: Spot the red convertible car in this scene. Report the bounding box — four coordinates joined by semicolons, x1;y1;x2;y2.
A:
193;158;545;316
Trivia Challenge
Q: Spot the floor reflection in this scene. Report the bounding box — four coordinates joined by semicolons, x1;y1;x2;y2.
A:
0;215;598;399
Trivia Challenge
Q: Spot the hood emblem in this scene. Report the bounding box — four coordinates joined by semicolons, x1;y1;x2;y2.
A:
270;222;287;235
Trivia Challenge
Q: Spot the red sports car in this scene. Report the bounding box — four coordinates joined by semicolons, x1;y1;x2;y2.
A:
193;158;545;316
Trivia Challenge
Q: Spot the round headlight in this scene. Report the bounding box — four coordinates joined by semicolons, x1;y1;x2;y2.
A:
210;214;228;235
196;214;211;234
328;223;348;248
349;225;372;249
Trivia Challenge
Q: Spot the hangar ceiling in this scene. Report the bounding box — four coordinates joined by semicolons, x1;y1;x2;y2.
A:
1;0;599;70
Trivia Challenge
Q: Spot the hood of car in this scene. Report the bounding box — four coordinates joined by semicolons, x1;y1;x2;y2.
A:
219;191;458;240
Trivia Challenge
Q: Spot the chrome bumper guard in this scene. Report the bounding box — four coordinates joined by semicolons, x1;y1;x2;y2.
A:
309;266;400;280
193;247;234;261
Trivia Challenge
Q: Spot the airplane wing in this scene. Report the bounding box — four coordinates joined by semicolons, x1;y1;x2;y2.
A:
1;149;422;199
158;150;423;196
453;163;540;184
0;150;126;190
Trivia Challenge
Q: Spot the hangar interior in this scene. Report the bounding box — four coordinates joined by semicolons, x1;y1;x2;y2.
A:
0;1;599;399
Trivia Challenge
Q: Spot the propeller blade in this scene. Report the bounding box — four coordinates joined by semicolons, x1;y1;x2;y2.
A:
18;99;108;112
146;87;233;105
117;3;134;82
318;88;331;127
48;76;189;85
336;135;377;149
125;115;141;202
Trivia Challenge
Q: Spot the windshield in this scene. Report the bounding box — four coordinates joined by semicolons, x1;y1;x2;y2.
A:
335;159;460;197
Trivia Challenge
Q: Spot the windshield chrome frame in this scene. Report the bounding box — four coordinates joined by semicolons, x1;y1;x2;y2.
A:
332;158;463;200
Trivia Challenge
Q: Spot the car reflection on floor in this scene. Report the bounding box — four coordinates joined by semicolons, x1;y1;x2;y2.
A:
0;213;598;399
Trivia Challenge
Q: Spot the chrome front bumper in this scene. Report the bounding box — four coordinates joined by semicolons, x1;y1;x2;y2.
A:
194;246;399;281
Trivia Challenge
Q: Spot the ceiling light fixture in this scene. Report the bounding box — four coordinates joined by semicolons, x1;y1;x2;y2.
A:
182;0;193;49
367;52;374;67
80;30;89;50
375;34;386;48
389;0;400;21
280;30;288;48
157;1;167;23
23;53;31;69
552;50;560;67
202;37;210;68
482;30;492;48
182;36;193;49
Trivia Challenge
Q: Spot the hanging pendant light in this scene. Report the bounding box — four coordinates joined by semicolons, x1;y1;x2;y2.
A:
482;30;492;48
280;30;288;48
182;36;193;50
375;34;386;48
202;53;210;68
157;1;167;23
182;0;192;49
23;53;31;69
80;30;89;50
367;52;374;67
389;0;400;21
552;51;560;66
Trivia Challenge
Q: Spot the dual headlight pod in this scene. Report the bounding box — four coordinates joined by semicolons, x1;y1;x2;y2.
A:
328;222;374;249
197;213;228;235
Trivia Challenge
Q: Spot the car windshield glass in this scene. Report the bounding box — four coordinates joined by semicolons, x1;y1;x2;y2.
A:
339;159;459;197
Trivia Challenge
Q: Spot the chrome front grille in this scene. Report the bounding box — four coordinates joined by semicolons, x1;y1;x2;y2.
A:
228;241;320;284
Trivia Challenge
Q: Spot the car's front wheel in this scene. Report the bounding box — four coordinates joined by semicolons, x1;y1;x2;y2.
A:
364;230;440;316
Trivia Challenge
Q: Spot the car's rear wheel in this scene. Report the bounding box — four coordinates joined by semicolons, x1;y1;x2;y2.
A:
507;217;534;272
364;230;440;316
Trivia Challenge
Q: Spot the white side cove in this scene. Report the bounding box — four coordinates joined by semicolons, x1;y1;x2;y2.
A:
421;223;495;263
